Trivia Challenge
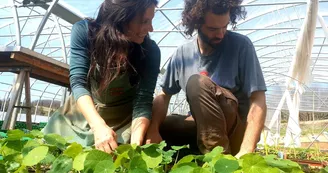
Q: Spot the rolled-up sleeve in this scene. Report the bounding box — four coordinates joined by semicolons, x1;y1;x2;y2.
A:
132;41;161;120
69;20;91;101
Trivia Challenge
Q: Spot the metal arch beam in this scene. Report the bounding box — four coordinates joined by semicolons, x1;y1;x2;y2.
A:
239;13;327;42
33;83;51;121
11;0;21;46
255;36;326;54
19;4;72;31
235;3;305;28
37;0;85;24
258;47;295;57
30;0;59;50
20;7;35;33
151;26;325;32
312;38;326;73
242;6;303;40
40;26;56;54
261;58;291;68
246;16;327;45
155;1;321;10
53;15;68;63
158;11;186;39
53;14;68;106
47;86;62;118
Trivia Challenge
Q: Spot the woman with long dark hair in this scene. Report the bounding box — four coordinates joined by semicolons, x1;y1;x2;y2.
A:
43;0;160;153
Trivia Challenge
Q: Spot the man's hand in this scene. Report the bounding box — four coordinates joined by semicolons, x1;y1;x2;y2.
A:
234;149;251;159
238;91;266;154
145;125;163;144
130;117;150;145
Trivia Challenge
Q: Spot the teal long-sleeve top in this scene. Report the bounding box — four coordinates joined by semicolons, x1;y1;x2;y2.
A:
69;20;161;120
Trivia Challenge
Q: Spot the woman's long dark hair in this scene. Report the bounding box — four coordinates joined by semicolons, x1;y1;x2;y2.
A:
87;0;158;92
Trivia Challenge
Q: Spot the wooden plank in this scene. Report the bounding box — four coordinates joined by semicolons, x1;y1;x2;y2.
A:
0;46;69;69
0;47;70;88
30;67;70;88
10;53;69;79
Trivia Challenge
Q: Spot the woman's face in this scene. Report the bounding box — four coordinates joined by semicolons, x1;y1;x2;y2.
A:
125;4;155;44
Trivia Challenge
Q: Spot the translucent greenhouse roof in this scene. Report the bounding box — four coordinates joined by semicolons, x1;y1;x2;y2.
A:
1;0;328;120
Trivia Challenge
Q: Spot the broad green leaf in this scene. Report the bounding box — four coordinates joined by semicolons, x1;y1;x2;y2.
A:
171;145;189;151
203;146;223;163
158;141;167;150
129;155;147;171
43;133;66;150
7;129;24;141
140;141;167;150
0;141;26;156
141;145;162;168
4;153;23;163
48;155;73;173
140;143;158;149
114;151;129;168
162;149;176;164
223;154;238;160
241;153;269;173
94;160;115;173
172;155;195;170
63;142;83;158
129;168;148;173
40;153;56;165
170;163;197;173
264;155;300;170
29;130;43;138
73;152;88;171
241;153;265;168
192;167;211;173
214;158;239;173
84;150;112;173
22;140;41;156
116;144;134;154
151;166;165;173
22;146;48;166
321;166;328;173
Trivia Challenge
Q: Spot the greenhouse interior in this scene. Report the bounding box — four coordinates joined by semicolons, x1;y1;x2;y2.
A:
0;0;328;171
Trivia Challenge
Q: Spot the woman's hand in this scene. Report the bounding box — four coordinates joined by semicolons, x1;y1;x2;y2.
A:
130;117;150;145
92;123;118;153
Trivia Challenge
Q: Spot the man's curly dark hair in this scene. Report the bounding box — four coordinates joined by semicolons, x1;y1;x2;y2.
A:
182;0;246;36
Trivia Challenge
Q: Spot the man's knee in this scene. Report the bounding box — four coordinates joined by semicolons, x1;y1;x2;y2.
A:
186;74;214;97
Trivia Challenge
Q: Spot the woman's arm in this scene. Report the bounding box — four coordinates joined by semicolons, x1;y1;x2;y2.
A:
130;41;161;145
70;20;117;152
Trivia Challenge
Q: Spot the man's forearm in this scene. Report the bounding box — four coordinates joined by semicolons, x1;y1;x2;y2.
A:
240;93;267;152
149;93;171;129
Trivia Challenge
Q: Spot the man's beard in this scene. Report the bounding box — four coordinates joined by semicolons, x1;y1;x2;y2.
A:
198;29;223;49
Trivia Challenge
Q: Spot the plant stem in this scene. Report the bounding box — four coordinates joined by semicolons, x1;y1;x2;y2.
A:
174;151;180;165
263;130;268;155
35;164;41;173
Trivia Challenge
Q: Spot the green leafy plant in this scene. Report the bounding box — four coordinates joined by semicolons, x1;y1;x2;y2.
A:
0;129;327;173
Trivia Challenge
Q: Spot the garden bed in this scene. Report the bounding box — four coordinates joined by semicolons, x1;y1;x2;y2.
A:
0;129;327;173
